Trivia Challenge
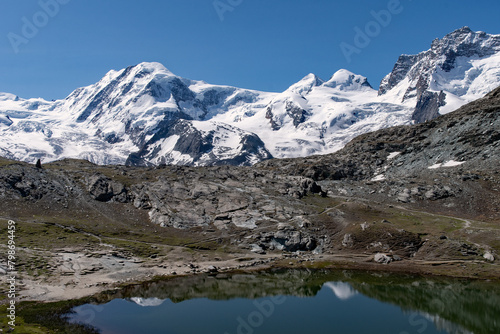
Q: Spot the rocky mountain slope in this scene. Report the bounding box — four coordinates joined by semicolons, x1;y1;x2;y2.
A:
0;85;498;274
1;27;498;167
261;85;500;221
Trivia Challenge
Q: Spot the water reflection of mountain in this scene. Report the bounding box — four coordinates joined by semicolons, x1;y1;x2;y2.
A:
417;311;473;334
94;269;499;334
348;276;500;334
129;297;165;307
110;269;326;303
323;282;358;300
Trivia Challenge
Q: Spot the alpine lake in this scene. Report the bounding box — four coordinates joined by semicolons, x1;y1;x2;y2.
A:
63;269;500;334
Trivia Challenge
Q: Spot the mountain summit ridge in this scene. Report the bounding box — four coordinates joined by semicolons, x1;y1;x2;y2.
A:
379;26;500;122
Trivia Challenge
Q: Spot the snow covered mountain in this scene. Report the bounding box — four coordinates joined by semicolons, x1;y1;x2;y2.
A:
0;27;499;166
215;69;411;158
0;63;275;166
379;26;500;122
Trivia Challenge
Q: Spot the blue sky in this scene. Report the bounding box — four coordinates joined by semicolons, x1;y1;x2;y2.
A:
1;0;500;100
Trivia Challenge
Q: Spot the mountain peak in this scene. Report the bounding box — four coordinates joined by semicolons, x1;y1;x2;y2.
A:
134;62;175;76
287;73;324;94
431;27;500;56
96;62;176;90
379;27;500;97
453;26;472;35
323;69;372;91
378;27;500;123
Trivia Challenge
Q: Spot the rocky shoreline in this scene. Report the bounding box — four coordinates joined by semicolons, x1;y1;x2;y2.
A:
6;244;498;304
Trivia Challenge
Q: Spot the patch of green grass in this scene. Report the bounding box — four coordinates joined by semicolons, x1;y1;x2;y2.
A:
326;202;466;236
0;220;99;252
185;240;220;251
28;210;216;249
301;195;343;213
386;210;465;235
0;158;27;167
490;240;500;253
93;168;136;188
0;298;99;334
1;214;226;261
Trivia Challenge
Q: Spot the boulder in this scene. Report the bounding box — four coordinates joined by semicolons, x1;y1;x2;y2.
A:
483;252;495;262
86;174;126;202
207;265;218;273
397;188;411;203
374;253;392;264
342;234;354;248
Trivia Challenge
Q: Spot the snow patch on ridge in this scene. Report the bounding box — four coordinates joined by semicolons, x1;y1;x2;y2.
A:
428;160;466;169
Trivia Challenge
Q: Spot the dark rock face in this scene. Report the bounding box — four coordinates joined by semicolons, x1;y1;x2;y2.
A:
265;107;281;131
127;167;324;230
378;54;417;96
225;134;273;166
412;90;447;123
286;101;309;127
265;101;311;130
0;115;13;126
169;77;196;103
256;228;317;252
85;174;127;202
169;121;213;159
143;80;170;101
0;163;75;203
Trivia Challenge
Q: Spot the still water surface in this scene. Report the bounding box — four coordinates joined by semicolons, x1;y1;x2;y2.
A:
68;269;500;334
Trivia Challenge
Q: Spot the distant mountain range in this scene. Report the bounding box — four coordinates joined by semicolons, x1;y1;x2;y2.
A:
1;27;499;166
